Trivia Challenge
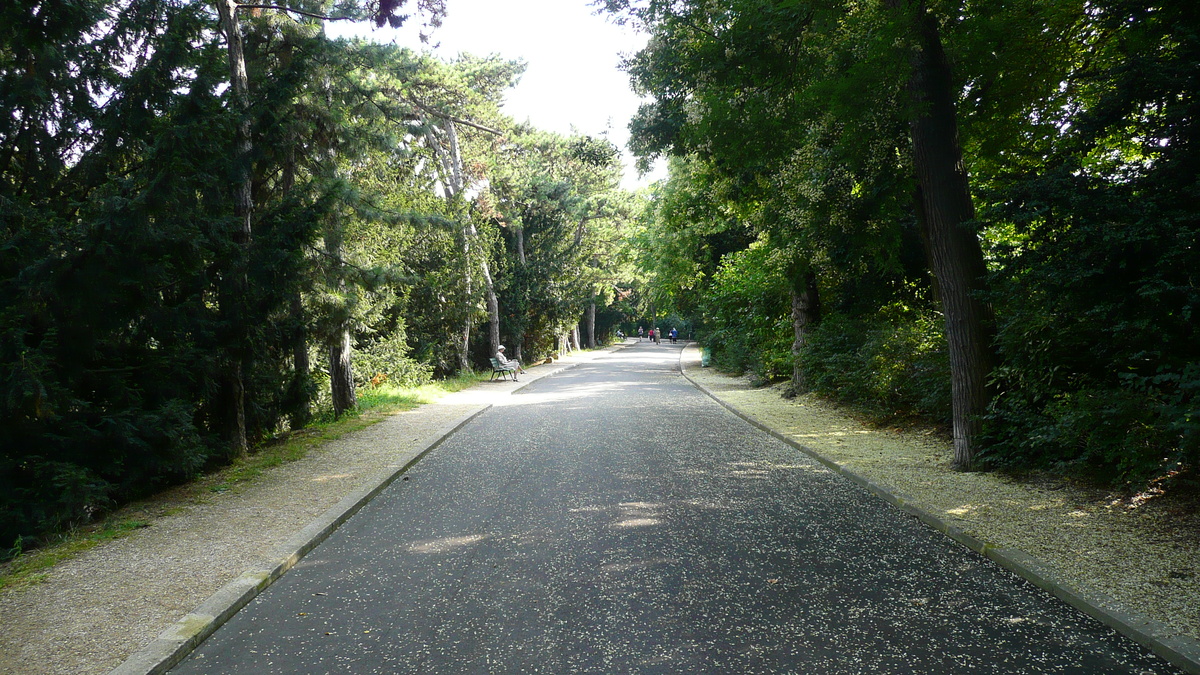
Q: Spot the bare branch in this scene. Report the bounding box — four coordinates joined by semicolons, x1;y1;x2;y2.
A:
234;3;356;22
402;96;506;136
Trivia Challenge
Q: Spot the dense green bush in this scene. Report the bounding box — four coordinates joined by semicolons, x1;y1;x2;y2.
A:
801;307;951;423
979;171;1199;482
354;332;434;390
973;0;1200;484
0;106;234;548
700;242;793;382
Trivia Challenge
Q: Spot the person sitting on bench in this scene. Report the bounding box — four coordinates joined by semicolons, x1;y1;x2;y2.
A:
496;345;525;378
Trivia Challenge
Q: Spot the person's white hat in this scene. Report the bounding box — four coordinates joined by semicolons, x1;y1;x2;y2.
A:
498;345;506;351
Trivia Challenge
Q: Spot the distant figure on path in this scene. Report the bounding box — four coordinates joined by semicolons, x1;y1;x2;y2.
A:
669;327;678;343
637;327;644;342
649;328;656;343
496;345;525;378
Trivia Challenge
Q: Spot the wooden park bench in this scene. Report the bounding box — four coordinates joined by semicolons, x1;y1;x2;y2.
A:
489;357;518;382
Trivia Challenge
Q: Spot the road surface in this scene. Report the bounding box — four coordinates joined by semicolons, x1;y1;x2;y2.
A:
170;342;1177;674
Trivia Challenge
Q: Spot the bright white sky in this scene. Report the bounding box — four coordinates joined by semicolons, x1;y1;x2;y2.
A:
329;0;666;189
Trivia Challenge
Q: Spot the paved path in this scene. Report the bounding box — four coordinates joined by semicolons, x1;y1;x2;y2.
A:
169;343;1178;674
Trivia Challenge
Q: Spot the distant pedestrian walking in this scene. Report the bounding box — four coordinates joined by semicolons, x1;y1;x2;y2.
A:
669;327;678;343
637;327;644;342
648;328;655;343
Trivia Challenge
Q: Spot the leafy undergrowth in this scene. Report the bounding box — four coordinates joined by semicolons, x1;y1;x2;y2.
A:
0;373;488;590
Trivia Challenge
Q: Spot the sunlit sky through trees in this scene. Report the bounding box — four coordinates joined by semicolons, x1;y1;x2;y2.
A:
328;0;666;190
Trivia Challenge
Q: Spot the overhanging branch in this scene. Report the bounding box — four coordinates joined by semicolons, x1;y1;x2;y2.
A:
402;96;506;136
234;3;356;22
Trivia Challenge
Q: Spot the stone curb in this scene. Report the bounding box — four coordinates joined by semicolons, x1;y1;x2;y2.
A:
107;345;622;675
678;348;1200;675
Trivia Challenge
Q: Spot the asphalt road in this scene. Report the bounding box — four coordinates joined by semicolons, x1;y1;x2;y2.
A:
170;342;1178;674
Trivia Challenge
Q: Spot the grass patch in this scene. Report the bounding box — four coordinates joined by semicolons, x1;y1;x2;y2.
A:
0;373;490;590
208;374;488;494
0;519;150;591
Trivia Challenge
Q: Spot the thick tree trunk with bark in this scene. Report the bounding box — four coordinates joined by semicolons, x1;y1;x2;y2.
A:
281;137;311;429
325;234;357;416
289;293;311;429
585;293;596;349
328;323;356;416
318;70;356;417
512;226;527;364
891;0;995;468
216;0;252;457
457;226;473;372
785;270;821;398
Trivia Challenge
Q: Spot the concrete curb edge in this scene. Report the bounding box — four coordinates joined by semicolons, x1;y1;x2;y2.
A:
108;404;493;675
678;350;1200;675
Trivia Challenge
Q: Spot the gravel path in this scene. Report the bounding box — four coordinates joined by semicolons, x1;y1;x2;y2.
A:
0;341;1195;673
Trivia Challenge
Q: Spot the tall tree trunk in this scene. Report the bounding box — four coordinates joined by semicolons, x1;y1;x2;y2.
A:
318;69;356;417
785;270;821;399
513;225;527;364
458;225;472;372
892;0;995;469
216;0;252;457
328;321;356;416
281;137;311;430
289;293;311;429
326;229;357;416
471;221;500;360
425;117;499;371
585;293;596;348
